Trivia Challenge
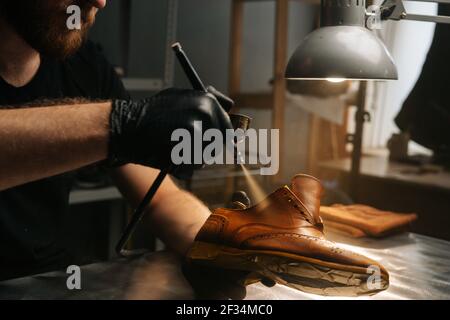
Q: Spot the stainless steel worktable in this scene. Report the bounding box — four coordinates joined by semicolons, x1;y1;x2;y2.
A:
1;233;449;300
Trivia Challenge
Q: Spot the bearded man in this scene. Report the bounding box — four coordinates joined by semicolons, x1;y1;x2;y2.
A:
0;0;233;280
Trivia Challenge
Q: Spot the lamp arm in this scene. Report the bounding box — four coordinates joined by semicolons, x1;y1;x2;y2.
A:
380;0;450;24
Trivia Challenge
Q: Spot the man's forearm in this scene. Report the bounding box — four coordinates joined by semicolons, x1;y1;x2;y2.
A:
0;102;111;191
111;165;210;255
150;189;210;255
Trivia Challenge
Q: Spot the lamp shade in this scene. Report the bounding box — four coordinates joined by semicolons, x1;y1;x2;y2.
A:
285;0;398;81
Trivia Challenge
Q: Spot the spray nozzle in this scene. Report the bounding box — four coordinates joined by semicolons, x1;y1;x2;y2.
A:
229;113;251;163
230;113;251;133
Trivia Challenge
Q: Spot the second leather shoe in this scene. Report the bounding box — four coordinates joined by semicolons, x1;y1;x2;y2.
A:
187;174;389;296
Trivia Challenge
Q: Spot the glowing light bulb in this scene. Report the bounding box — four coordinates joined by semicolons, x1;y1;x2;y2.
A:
326;78;346;83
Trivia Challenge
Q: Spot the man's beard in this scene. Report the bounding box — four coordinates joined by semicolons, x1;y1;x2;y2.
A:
0;0;96;60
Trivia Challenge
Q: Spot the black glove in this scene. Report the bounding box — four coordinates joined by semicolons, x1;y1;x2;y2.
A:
182;263;277;300
182;263;249;300
108;87;234;179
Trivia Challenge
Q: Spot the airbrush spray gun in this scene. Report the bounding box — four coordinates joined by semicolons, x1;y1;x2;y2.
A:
115;43;251;256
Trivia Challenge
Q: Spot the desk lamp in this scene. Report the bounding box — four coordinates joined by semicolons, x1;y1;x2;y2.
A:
285;0;450;199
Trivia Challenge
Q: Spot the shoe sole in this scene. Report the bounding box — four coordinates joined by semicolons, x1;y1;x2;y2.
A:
187;241;389;297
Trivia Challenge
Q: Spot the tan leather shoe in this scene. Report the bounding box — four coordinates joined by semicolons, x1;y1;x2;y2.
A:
187;174;389;296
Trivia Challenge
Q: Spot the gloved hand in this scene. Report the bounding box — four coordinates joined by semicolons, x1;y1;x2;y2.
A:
182;263;276;300
108;87;234;179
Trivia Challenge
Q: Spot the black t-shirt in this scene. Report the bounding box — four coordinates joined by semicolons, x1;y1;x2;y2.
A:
0;41;129;280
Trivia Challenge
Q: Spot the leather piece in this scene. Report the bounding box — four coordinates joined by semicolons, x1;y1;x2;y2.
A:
324;220;367;238
320;205;418;238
